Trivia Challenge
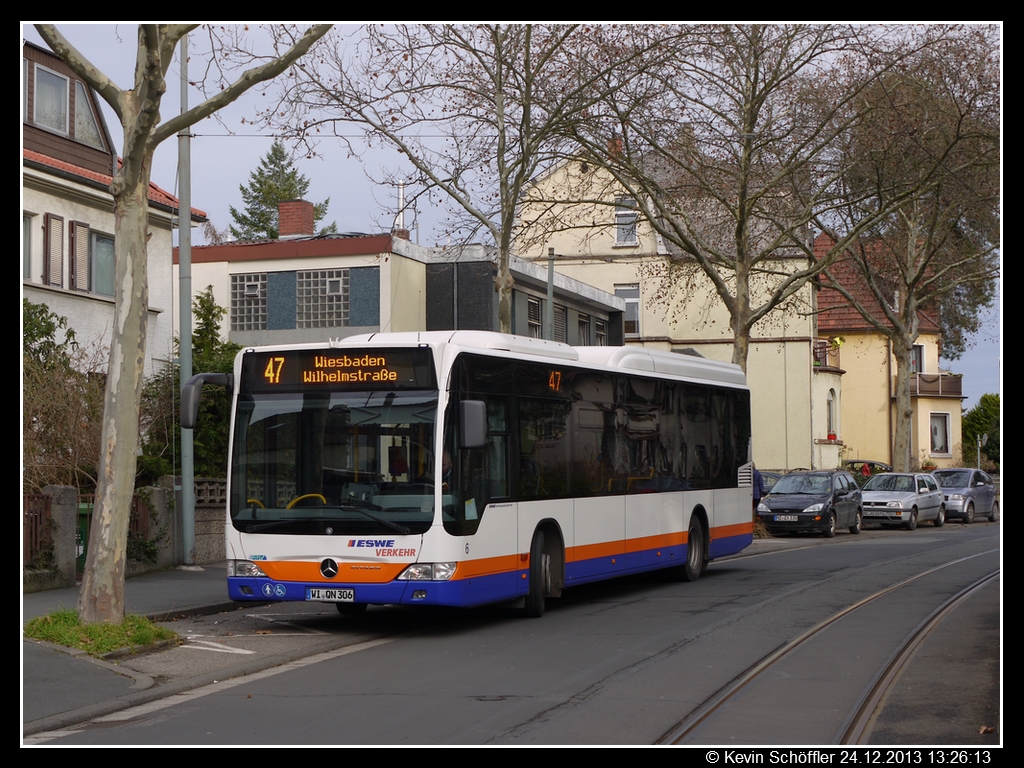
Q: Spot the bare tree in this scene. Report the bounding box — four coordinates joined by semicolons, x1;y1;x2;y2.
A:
819;26;999;471
272;24;669;333
34;24;331;623
566;25;967;373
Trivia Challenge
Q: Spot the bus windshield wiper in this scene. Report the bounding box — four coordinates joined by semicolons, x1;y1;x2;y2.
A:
242;510;411;535
333;505;412;535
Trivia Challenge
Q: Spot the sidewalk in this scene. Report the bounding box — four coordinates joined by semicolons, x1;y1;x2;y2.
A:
23;563;236;736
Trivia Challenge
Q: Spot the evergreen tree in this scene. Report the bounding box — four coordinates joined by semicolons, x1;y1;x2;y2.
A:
138;288;241;482
228;141;337;240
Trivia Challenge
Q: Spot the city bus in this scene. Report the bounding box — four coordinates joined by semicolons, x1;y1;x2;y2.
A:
182;331;753;617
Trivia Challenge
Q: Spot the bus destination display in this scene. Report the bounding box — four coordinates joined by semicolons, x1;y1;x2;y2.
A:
241;347;435;392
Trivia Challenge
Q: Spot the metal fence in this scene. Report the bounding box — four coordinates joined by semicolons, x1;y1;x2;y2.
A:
23;492;150;573
75;494;150;573
23;494;52;565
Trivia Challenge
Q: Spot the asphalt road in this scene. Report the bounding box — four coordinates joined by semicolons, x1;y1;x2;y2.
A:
29;523;1001;746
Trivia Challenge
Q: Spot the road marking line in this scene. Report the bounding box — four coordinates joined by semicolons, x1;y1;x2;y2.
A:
26;636;400;742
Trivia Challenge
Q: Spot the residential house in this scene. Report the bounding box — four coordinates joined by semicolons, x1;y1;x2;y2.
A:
23;41;206;378
173;200;624;348
516;159;844;471
815;233;964;469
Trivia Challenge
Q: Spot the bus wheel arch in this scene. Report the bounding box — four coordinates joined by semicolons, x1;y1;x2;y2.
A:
524;520;565;618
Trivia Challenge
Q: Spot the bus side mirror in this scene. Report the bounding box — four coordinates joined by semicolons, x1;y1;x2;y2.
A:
181;373;233;429
460;400;487;448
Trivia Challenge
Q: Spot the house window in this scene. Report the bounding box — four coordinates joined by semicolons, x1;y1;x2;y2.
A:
616;284;640;337
66;222;116;296
34;65;69;136
554;305;567;343
615;197;638;246
911;345;924;374
297;269;349;328
23;214;33;280
827;388;837;437
527;297;542;338
231;273;268;331
75;81;105;150
930;413;951;456
578;313;590;346
91;232;115;297
595;319;607;346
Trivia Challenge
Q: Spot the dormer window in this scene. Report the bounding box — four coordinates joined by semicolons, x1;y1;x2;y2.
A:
34;64;68;136
26;58;107;151
75;82;105;150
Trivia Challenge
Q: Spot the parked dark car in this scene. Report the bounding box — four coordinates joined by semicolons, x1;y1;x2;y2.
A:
756;469;862;537
861;472;944;530
932;468;998;524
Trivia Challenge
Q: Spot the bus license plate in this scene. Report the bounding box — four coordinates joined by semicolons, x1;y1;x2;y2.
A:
306;588;355;602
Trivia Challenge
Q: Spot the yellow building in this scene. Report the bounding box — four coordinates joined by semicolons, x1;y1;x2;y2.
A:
516;160;844;471
815;234;963;469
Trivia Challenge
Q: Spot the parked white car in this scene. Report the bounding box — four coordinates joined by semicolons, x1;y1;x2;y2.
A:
861;473;945;530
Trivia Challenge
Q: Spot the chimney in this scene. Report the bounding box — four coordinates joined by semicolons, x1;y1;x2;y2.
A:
607;132;623;157
278;199;315;238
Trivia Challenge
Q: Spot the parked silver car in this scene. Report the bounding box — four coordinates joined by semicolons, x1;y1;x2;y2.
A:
932;469;998;524
861;472;945;530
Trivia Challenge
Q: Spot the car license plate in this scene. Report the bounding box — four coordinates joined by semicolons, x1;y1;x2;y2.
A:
306;588;355;602
864;510;887;517
774;515;798;522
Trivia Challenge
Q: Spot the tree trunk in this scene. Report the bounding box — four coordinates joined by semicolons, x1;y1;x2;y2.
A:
890;339;915;473
731;323;750;373
730;262;752;373
495;248;514;335
77;165;152;624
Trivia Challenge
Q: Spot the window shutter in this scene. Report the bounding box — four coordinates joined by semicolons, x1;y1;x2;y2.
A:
70;221;90;291
43;213;63;287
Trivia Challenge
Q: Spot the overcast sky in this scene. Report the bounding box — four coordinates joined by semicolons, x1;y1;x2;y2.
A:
22;24;1001;410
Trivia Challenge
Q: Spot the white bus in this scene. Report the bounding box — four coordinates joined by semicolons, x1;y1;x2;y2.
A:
183;331;753;617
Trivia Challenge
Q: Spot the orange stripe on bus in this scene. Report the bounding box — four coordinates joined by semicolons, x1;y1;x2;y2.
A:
451;554;520;580
260;561;407;583
710;521;753;539
624;532;686;553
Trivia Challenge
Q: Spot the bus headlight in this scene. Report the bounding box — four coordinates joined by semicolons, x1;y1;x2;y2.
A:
229;560;268;578
396;563;457;581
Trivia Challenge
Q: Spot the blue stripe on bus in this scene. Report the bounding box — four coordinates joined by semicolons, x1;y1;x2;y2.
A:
228;534;752;608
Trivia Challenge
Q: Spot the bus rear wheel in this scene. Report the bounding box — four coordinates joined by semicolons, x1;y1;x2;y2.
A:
524;529;548;618
682;517;706;582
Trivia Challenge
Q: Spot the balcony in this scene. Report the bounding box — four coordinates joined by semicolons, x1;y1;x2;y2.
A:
901;372;963;399
813;338;842;370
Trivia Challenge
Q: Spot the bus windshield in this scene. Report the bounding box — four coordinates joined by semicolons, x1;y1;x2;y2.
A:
230;389;439;536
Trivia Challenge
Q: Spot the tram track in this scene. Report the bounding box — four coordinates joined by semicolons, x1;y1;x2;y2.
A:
656;549;999;745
